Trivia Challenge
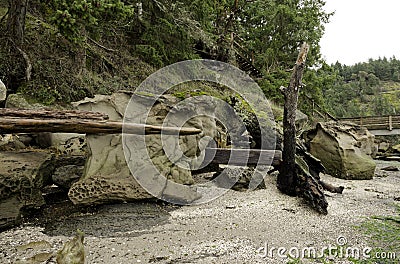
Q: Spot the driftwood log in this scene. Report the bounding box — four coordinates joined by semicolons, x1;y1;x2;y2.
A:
0;118;202;135
0;108;109;120
0;109;201;135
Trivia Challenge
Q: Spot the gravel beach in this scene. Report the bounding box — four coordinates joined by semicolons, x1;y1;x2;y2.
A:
0;160;399;264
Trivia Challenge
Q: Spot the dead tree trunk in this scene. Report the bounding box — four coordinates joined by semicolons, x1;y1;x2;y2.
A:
6;0;32;84
278;42;309;196
6;0;28;45
276;43;340;214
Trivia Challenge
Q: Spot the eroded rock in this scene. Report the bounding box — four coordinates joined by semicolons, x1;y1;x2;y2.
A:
68;92;216;204
306;122;376;180
52;165;83;190
0;151;55;229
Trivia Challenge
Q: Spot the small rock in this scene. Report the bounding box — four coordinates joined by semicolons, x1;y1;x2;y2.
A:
0;135;26;151
56;230;85;264
282;208;296;214
378;142;390;152
225;205;236;209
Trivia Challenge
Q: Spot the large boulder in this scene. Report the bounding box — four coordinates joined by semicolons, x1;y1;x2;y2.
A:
5;93;45;109
0;151;55;229
306;122;376;180
68;92;215;204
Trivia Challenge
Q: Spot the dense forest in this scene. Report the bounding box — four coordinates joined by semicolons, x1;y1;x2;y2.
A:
323;57;400;117
1;0;399;119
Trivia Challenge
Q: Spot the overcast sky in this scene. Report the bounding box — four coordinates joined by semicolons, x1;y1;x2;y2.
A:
320;0;400;65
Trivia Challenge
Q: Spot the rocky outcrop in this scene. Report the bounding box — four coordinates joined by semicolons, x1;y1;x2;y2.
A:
0;151;55;229
306;122;376;180
68;92;215;204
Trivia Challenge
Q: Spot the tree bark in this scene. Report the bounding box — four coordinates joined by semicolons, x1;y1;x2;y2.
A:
6;0;28;45
278;42;309;196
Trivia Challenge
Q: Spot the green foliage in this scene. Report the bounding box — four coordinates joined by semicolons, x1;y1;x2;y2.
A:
323;58;400;117
238;0;331;71
352;205;400;264
130;1;200;66
48;0;134;43
1;0;335;107
335;57;400;82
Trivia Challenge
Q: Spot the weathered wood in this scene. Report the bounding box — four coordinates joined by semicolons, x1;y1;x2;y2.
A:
339;115;400;131
0;109;109;120
278;42;309;196
202;148;282;166
0;118;202;135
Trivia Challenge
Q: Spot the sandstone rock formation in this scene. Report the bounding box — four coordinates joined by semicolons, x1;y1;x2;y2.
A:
0;151;54;229
68;92;216;204
306;122;376;180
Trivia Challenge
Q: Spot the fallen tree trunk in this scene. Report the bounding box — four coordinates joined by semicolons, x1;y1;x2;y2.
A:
0;108;109;120
0;118;202;135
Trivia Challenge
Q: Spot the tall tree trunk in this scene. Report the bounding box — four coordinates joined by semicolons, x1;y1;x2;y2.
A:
277;42;309;196
6;0;28;45
5;0;30;90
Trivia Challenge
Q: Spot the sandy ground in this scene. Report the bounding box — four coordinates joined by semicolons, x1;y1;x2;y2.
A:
0;160;399;264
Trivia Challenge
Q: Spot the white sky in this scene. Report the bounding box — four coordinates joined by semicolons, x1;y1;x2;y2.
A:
320;0;400;65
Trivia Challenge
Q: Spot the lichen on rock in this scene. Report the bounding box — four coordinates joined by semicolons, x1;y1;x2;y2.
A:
0;151;55;229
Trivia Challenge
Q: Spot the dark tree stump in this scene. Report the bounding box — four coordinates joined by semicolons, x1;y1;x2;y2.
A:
278;42;309;196
276;43;343;214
